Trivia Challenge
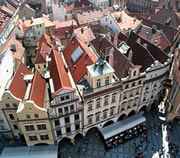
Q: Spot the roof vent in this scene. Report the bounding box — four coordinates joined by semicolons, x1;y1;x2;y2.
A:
10;44;16;52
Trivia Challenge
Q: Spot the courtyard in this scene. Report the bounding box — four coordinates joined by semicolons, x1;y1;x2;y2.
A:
59;107;180;158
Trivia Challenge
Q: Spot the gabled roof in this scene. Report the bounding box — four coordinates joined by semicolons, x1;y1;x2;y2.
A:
150;9;180;29
64;0;92;10
128;31;169;65
74;26;95;44
29;71;46;108
8;62;31;100
91;36;134;79
62;37;97;83
128;42;155;72
50;49;75;97
39;34;54;48
53;25;74;39
35;42;51;64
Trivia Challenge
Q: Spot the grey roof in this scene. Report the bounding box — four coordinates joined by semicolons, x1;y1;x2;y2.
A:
0;145;58;158
87;58;114;77
100;113;146;140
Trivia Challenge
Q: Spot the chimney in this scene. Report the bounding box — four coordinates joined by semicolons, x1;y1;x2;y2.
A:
81;27;84;34
73;65;76;70
109;47;114;67
114;33;118;47
128;50;133;61
152;25;157;34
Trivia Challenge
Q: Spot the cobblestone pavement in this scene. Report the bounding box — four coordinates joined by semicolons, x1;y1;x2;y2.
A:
59;108;180;158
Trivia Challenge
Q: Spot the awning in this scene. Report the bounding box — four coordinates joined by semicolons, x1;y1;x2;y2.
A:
100;113;146;140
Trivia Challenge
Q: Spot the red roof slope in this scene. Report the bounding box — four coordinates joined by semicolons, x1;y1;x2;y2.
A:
62;37;97;83
50;50;75;97
29;71;46;108
8;62;31;100
35;42;51;64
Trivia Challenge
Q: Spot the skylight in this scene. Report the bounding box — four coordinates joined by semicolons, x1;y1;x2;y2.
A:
71;46;83;63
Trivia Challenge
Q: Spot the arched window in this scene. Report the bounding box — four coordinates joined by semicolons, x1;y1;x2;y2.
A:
97;79;101;88
105;77;109;85
133;71;136;76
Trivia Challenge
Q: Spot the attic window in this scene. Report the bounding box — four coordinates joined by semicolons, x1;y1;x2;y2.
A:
71;46;83;63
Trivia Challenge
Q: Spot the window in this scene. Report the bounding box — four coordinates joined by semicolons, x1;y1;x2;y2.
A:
96;100;101;109
110;21;112;24
44;65;46;68
66;126;71;133
132;82;136;87
13;124;18;130
26;114;31;119
58;108;63;115
38;31;40;35
25;125;34;131
110;108;114;116
130;91;133;97
64;107;69;114
121;102;126;111
104;97;109;106
38;65;40;69
65;117;70;124
134;71;136;76
88;117;92;125
136;88;139;95
123;92;127;99
13;103;17;108
34;114;39;118
112;95;116;103
103;111;107;119
40;24;42;27
54;120;60;126
105;77;109;85
61;96;65;101
125;84;129;89
29;135;38;141
75;124;80;130
40;135;49;140
70;105;74;112
96;113;100;122
5;104;10;108
74;114;79;121
37;124;47;130
127;100;131;109
56;129;61;136
97;79;101;88
88;104;93;111
106;18;107;22
66;95;70;100
138;80;142;85
9;114;14;120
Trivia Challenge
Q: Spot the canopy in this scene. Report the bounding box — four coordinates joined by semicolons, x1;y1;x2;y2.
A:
0;145;58;158
100;113;146;140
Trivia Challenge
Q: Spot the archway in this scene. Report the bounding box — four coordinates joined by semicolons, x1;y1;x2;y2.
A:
58;137;71;148
74;133;83;141
117;114;126;122
128;110;136;117
139;105;147;113
103;120;114;127
85;127;99;137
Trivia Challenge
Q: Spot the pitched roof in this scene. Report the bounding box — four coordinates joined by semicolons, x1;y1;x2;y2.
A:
150;9;180;29
53;19;78;29
53;25;74;39
8;62;31;100
62;37;97;83
64;0;92;10
128;42;155;72
142;19;177;43
128;31;169;65
91;36;134;79
29;70;46;108
74;26;95;44
35;42;51;64
50;50;75;97
39;34;54;48
135;24;170;52
127;12;151;20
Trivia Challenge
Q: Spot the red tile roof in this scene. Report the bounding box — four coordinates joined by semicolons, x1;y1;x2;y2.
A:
50;50;75;97
39;34;54;48
29;70;46;108
127;13;151;20
53;26;74;39
8;62;31;100
62;37;97;83
35;42;52;64
64;0;92;10
54;19;78;29
74;26;95;44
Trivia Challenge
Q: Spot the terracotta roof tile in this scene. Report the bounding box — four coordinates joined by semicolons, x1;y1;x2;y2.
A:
127;13;151;20
62;37;98;83
29;70;46;108
53;26;74;39
91;36;134;79
54;19;78;29
8;62;31;100
74;26;95;44
39;34;54;48
50;50;75;97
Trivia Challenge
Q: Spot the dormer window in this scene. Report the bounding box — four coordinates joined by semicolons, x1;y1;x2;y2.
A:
105;77;110;85
97;79;101;88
